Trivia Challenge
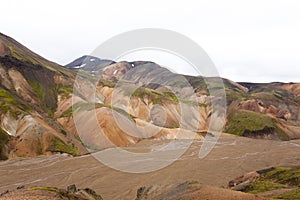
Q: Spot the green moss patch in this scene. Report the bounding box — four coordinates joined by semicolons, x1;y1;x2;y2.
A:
226;88;248;104
61;102;136;121
225;110;288;140
261;167;300;187
131;87;197;106
244;180;288;194
250;92;282;103
184;75;207;89
132;87;178;105
28;80;46;102
0;89;24;118
243;167;300;199
0;89;17;114
27;187;59;192
271;188;300;199
46;137;78;156
98;79;116;88
0;89;17;105
7;46;36;64
27;79;56;118
7;46;60;73
56;85;72;99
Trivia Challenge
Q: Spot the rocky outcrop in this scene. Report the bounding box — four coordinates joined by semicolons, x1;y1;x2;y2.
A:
228;171;262;191
0;185;103;200
237;99;291;121
0;42;9;57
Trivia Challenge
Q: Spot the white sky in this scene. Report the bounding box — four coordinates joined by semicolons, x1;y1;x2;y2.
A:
1;0;300;83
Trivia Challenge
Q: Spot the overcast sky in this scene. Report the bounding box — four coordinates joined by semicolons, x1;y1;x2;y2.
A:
1;0;300;83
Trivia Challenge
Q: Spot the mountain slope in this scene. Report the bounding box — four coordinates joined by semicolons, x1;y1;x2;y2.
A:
0;33;74;76
0;33;84;160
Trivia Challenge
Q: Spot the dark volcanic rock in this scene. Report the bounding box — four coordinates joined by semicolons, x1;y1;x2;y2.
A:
65;55;115;71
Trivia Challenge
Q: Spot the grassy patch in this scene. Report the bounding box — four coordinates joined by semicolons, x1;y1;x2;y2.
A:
0;89;17;114
27;187;59;192
98;79;116;88
56;85;72;99
132;87;180;105
0;89;17;105
244;180;288;194
185;76;207;89
226;110;276;136
46;137;78;156
7;46;41;66
61;102;136;121
0;89;23;118
273;91;283;100
226;88;248;104
251;92;281;102
261;167;300;187
271;188;300;199
244;167;300;199
7;46;60;73
61;107;73;118
225;110;288;140
37;139;43;155
27;80;56;117
28;80;45;102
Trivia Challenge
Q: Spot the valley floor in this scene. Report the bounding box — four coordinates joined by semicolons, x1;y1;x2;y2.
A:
0;134;300;199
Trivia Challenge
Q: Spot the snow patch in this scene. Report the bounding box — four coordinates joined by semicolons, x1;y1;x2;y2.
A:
73;63;86;69
80;63;87;68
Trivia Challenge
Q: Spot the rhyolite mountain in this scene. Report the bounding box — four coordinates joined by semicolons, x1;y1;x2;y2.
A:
0;33;85;160
0;32;300;160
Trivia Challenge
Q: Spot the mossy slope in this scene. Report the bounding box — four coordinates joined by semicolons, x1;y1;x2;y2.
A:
226;110;288;140
244;167;300;199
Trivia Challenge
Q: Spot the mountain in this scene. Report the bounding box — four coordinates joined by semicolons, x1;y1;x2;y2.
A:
65;55;300;146
0;33;85;160
1;32;300;162
65;55;114;71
